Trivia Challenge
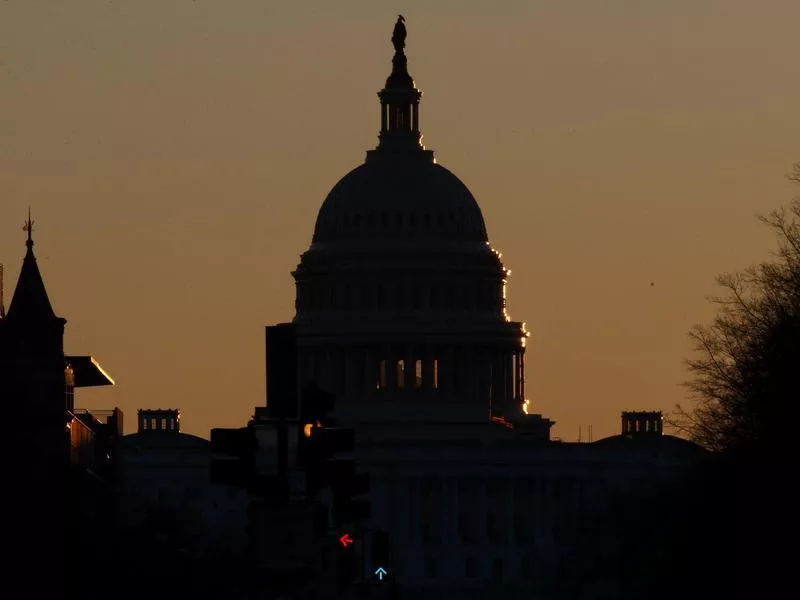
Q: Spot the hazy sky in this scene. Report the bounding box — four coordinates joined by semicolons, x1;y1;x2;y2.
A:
1;1;798;440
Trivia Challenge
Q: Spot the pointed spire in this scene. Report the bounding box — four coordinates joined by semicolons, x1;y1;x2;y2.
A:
5;210;58;323
24;206;34;248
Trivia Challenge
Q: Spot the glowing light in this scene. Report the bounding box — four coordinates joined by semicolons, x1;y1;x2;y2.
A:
339;533;353;548
375;567;388;580
303;423;314;438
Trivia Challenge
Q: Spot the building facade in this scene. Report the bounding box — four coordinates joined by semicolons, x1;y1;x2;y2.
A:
282;20;707;599
292;21;531;427
0;218;117;600
116;408;250;559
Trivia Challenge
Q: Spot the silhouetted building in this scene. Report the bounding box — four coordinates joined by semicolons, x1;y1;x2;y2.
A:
116;408;249;560
0;217;116;599
264;20;707;600
292;23;536;429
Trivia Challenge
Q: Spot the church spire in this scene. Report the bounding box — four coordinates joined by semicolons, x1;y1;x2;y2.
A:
375;16;425;153
5;210;58;323
24;207;34;249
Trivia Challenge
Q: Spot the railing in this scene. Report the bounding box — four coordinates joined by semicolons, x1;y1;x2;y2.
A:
74;408;114;423
73;407;124;437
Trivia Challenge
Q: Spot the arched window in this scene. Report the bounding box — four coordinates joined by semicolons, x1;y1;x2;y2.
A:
396;360;405;389
378;360;388;390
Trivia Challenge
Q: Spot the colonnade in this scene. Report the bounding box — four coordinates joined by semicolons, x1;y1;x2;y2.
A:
299;344;525;414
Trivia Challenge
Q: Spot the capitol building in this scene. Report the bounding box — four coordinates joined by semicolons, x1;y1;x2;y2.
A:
280;18;706;600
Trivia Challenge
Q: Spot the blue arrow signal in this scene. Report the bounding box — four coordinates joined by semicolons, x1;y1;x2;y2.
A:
375;567;388;581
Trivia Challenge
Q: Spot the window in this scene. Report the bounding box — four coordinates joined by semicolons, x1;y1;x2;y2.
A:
459;510;478;544
465;557;477;578
415;360;422;390
378;360;388;390
433;359;439;390
519;557;531;579
64;366;75;410
491;558;503;584
396;360;405;389
425;557;437;579
356;357;366;389
486;512;499;541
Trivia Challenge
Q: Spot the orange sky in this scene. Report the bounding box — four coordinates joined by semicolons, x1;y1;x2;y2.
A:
1;1;798;441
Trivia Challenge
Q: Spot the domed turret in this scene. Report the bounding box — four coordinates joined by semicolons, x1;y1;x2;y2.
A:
293;19;529;425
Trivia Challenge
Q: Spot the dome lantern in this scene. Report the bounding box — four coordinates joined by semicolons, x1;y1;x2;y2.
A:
374;16;427;157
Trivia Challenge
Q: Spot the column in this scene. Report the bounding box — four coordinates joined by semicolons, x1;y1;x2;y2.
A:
464;347;475;402
519;348;526;405
363;348;371;393
405;347;415;391
344;349;355;400
387;346;398;391
477;347;489;411
446;345;455;398
479;480;488;545
452;477;461;544
491;351;502;415
422;348;433;393
504;480;514;544
504;350;511;408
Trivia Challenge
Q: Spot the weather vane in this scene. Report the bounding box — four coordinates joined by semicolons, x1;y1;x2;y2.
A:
23;207;34;244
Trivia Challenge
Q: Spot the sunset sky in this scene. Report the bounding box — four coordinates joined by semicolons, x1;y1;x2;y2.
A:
1;1;798;441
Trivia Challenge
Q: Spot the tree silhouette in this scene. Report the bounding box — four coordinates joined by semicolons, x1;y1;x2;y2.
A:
660;165;800;599
674;165;800;458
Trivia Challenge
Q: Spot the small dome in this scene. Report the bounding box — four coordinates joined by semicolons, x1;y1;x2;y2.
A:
312;156;488;244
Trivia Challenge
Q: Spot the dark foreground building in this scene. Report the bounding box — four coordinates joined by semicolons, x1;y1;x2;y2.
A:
1;218;117;599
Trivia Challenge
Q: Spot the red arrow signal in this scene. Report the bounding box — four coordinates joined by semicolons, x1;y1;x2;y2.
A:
339;533;353;548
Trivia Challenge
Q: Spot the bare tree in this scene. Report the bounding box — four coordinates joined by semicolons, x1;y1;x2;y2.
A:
672;165;800;456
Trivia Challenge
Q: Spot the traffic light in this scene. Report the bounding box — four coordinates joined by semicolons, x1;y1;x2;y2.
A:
300;381;335;423
302;426;354;497
337;543;359;585
296;383;371;525
372;529;391;567
330;461;371;527
210;426;257;487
